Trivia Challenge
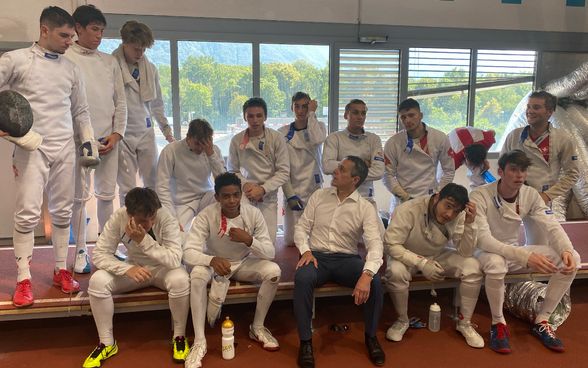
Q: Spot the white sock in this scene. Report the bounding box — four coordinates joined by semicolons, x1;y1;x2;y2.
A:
52;225;70;271
169;295;190;338
388;289;409;323
252;278;279;328
89;294;115;346
190;279;208;341
13;229;34;282
97;199;113;233
71;201;88;253
484;277;506;325
459;281;481;322
535;271;576;323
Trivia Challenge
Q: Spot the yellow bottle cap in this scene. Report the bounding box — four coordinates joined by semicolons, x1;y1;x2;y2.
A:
222;316;234;328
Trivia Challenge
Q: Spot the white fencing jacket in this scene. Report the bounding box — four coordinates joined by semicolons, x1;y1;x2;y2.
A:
227;127;290;203
65;42;127;141
156;140;225;217
501;125;579;199
0;43;93;159
93;206;183;276
277;112;326;200
470;181;575;267
113;46;171;151
383;125;455;201
384;195;476;267
322;129;384;200
183;202;275;267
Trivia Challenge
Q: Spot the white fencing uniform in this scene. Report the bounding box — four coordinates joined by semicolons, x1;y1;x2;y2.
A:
470;182;581;325
322;129;384;204
384;196;482;324
228;127;290;245
184;202;280;344
277;113;326;245
0;43;94;280
383;125;455;213
112;45;172;204
88;206;189;345
65;42;127;255
502;125;579;243
156;140;226;231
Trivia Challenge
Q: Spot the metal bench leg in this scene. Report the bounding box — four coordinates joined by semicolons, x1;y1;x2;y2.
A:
452;286;461;320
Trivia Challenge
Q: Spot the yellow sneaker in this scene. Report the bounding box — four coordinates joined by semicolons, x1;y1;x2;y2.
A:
173;336;190;362
82;342;118;368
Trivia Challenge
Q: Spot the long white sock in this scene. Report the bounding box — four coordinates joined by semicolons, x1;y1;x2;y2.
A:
89;294;115;346
13;229;34;282
459;281;482;322
97;199;113;233
536;272;576;323
52;225;70;271
71;201;88;253
190;279;208;341
484;276;506;325
389;289;410;323
252;278;279;328
169;295;190;338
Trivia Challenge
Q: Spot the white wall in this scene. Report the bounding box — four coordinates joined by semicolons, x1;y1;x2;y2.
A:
2;0;588;43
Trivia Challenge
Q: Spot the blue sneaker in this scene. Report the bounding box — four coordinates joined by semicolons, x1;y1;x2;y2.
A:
74;249;91;274
531;321;564;352
489;323;511;354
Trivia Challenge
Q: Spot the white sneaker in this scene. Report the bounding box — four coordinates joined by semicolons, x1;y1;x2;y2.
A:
249;325;280;351
386;320;409;342
456;320;484;348
185;340;206;368
74;250;91;274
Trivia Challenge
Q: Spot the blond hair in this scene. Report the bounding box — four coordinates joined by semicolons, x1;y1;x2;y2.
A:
120;20;154;48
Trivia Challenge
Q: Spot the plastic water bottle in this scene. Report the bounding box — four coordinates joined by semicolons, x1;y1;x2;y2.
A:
428;303;441;332
481;170;496;184
221;316;235;360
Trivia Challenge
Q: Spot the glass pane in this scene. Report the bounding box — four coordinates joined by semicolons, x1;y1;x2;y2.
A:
99;39;172;153
338;49;400;143
260;44;329;128
474;50;536;151
178;41;252;156
408;48;471;133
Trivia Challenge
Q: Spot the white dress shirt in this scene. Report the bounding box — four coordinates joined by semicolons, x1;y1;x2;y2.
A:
294;187;384;274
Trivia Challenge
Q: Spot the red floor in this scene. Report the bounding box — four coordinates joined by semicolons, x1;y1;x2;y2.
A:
1;280;587;368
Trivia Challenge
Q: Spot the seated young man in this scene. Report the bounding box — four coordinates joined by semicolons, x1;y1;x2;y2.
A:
294;156;385;368
183;172;281;368
384;183;484;348
83;187;190;367
470;150;581;354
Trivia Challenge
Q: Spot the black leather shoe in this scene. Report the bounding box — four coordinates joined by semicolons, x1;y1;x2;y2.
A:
298;340;315;368
365;335;386;366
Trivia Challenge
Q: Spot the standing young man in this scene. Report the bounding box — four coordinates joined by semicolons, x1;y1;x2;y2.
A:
294;156;385;368
183;172;281;368
66;4;127;273
112;20;174;205
0;6;97;307
228;97;290;245
471;150;580;354
322;99;384;206
157;118;226;232
278;92;326;247
384;184;484;348
83;188;190;367
383;98;454;212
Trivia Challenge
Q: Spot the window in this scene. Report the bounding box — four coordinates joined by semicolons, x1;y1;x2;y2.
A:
474;50;536;151
99;39;172;153
338;49;400;143
408;48;471;133
260;43;329;130
178;41;252;156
